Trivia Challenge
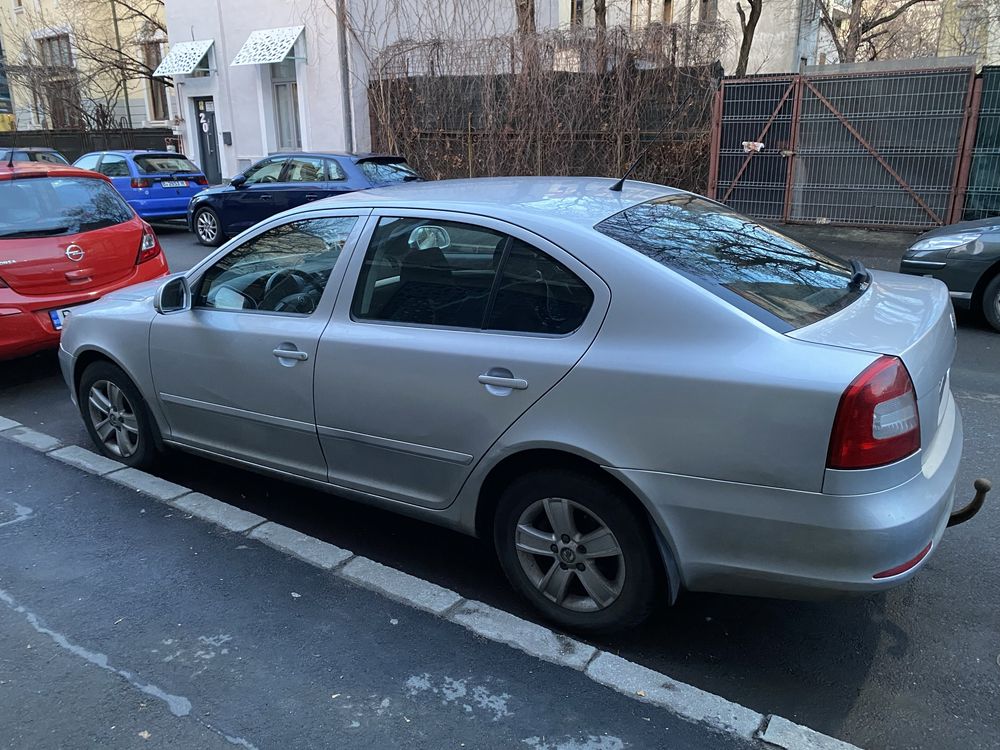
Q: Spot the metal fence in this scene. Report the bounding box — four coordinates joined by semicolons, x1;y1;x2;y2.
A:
710;67;979;229
963;66;1000;221
0;127;173;162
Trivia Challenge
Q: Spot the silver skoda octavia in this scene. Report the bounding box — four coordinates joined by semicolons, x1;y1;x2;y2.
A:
60;177;970;633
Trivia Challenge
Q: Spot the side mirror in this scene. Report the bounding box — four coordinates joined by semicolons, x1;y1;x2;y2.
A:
230;174;247;189
154;276;191;314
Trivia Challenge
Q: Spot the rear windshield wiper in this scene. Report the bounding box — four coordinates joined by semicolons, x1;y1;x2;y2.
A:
0;226;70;238
848;259;871;290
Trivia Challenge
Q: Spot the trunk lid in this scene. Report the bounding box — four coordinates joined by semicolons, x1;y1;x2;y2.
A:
0;220;142;295
789;270;957;448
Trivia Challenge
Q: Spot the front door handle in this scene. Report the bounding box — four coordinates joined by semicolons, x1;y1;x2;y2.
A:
478;374;528;390
259;194;273;201
273;348;308;361
304;193;319;200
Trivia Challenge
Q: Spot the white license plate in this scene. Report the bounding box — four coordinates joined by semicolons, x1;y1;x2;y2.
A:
48;306;77;331
161;180;188;188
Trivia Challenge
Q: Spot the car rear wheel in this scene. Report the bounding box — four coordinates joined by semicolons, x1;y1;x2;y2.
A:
494;469;659;634
79;361;159;470
194;207;224;247
982;273;1000;333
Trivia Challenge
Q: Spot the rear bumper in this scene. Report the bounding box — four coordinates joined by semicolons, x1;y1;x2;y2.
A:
609;397;963;599
0;256;168;361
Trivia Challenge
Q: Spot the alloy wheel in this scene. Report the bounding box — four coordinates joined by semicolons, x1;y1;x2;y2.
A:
196;210;218;243
87;380;140;458
514;497;626;612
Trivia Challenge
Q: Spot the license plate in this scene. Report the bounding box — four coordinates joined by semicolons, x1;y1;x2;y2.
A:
161;180;188;188
48;306;77;331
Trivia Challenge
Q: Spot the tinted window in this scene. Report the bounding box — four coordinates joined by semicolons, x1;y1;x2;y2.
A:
74;154;101;171
0;177;133;238
358;159;421;185
487;241;593;334
133;154;199;174
243;158;285;186
29;150;69;164
352;217;504;328
283;157;325;182
196;217;357;315
98;155;130;177
595;195;862;329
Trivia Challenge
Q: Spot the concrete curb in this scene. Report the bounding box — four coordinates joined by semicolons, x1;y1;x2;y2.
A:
0;420;863;750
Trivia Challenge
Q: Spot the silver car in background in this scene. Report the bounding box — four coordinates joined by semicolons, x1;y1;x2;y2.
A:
59;177;969;633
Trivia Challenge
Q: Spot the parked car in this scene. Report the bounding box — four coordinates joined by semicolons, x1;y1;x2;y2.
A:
1;147;70;165
187;152;422;246
60;177;969;633
74;150;209;222
0;162;168;361
900;218;1000;331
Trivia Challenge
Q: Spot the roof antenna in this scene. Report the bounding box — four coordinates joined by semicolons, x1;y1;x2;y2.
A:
5;148;13;169
610;92;694;192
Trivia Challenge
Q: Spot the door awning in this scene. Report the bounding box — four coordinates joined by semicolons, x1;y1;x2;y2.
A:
153;39;214;77
230;26;304;66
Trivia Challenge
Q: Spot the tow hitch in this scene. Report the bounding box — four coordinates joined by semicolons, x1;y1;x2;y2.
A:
948;478;992;527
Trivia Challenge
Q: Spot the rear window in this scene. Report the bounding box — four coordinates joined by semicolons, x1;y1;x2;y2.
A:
595;195;862;329
133;155;199;174
0;177;133;239
358;159;422;185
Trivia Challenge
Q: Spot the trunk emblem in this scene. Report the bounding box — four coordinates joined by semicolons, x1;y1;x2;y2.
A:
65;244;85;262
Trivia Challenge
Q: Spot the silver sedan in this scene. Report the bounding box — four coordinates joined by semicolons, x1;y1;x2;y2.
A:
59;177;967;633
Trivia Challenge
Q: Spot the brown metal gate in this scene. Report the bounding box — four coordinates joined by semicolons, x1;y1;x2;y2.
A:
709;67;977;229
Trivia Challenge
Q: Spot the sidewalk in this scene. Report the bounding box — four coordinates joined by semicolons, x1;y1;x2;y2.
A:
0;439;755;750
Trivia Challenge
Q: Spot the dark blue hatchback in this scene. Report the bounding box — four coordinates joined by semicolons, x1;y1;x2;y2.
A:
186;152;421;246
74;150;209;222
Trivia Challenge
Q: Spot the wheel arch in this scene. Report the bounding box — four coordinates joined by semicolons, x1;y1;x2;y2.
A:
971;257;1000;311
473;447;682;603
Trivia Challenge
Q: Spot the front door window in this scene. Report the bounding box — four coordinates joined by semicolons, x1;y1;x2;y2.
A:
270;57;301;151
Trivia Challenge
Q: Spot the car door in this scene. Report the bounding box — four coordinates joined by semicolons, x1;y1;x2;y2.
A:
278;156;337;211
148;210;366;480
315;210;610;509
219;157;288;235
96;154;133;199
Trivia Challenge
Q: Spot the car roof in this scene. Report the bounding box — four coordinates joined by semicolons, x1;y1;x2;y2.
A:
266;151;405;162
0;146;62;153
81;150;188;157
311;176;679;226
0;163;112;182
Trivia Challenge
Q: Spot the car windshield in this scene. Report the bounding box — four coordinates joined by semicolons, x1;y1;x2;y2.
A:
358;159;422;184
3;150;69;165
133;154;199;174
595;195;863;329
0;176;133;239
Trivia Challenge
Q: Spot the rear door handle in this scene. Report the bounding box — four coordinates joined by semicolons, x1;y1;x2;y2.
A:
478;374;528;390
273;348;308;361
259;194;272;201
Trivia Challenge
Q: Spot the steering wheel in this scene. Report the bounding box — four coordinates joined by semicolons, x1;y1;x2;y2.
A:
261;268;316;311
258;174;278;183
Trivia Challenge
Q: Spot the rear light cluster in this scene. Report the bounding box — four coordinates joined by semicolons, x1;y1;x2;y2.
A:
827;355;920;470
131;178;152;189
136;225;161;264
194;176;209;185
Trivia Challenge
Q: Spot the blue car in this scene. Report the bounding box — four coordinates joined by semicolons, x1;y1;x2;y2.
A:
73;150;209;222
187;152;422;246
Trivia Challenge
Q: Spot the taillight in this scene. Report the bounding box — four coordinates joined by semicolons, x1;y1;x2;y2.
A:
131;178;152;189
194;176;208;185
136;226;161;264
827;356;920;470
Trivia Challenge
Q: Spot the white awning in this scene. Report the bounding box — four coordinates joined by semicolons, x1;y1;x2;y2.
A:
230;26;304;66
153;39;214;77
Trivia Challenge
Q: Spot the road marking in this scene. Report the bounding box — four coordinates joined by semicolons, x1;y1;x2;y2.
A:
0;501;33;529
0;418;865;749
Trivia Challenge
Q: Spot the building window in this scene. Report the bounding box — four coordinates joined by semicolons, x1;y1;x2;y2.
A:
13;0;24;11
270;57;301;151
570;0;584;25
142;42;169;121
36;34;80;128
38;34;73;68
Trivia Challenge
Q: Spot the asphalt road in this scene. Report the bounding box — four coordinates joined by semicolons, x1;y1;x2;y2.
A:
1;222;998;749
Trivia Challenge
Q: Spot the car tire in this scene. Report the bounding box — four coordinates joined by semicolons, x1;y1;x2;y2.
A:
494;469;660;634
78;361;159;470
982;273;1000;333
193;207;224;247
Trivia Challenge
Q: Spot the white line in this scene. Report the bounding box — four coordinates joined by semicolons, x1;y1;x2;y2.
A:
0;502;33;529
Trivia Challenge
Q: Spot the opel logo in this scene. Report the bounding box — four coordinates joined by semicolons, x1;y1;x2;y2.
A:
65;244;85;262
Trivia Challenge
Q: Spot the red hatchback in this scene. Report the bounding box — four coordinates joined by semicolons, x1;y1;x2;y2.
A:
0;163;169;360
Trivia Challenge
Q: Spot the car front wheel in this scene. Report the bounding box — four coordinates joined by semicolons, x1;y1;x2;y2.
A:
194;206;224;247
78;361;159;469
982;273;1000;332
494;469;660;634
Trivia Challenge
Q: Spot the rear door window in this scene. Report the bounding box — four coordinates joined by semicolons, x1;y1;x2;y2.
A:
282;157;325;182
0;177;133;238
133;155;199;174
595;195;863;329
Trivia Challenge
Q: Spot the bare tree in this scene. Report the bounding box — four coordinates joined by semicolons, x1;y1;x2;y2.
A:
734;0;763;76
816;0;941;63
516;0;536;35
